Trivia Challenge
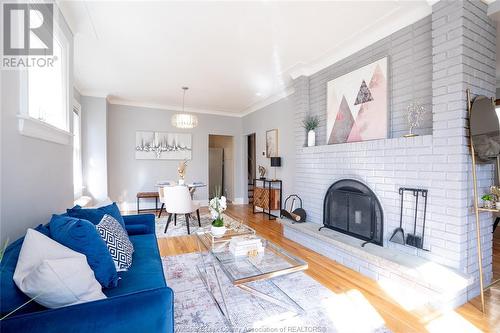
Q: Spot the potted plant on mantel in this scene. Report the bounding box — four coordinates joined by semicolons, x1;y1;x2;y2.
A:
482;194;494;209
302;115;319;147
209;188;227;237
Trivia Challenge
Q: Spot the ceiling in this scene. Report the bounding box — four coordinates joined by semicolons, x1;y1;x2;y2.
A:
59;1;433;116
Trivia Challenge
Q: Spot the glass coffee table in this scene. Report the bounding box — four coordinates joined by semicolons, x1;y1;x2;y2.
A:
195;225;308;329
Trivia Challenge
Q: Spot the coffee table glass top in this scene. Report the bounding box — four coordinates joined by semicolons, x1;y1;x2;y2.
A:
196;230;308;285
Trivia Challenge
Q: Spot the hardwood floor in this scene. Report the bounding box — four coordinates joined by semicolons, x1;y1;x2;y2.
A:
156;204;499;332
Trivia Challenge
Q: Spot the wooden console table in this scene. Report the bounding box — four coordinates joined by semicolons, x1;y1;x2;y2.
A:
252;179;282;220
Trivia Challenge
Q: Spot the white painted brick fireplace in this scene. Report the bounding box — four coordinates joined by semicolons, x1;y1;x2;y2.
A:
286;0;496;308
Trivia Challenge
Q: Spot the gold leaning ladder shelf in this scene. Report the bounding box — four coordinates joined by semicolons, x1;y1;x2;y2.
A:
467;88;499;314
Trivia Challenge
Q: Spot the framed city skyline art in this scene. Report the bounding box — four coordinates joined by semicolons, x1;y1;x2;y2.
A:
326;57;388;144
135;131;192;160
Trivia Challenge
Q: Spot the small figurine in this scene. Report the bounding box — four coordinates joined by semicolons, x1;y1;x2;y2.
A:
178;160;188;185
258;165;266;179
404;101;426;137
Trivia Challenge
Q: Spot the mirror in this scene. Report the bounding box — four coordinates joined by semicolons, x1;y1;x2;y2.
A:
470;95;500;163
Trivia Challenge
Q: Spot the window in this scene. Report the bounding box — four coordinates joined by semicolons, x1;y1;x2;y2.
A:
28;32;67;130
18;10;71;144
73;100;83;199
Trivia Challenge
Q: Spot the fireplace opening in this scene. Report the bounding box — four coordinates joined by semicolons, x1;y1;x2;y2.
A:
320;179;383;246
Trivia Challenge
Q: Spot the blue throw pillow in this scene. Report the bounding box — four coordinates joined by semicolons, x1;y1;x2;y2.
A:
48;214;119;288
66;202;126;230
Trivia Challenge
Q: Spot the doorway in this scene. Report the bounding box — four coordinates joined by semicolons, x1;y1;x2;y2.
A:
208;135;234;201
247;133;256;204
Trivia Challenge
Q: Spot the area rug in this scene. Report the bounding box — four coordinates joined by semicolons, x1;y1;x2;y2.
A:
156;213;240;238
162;253;391;333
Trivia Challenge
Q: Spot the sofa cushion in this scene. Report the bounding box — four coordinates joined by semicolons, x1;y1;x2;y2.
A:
104;234;166;298
49;215;119;288
0;225;51;317
123;214;155;235
125;224;149;236
66;203;126;230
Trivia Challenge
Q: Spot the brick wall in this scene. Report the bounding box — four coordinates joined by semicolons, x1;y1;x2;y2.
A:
292;0;495;300
308;16;433;144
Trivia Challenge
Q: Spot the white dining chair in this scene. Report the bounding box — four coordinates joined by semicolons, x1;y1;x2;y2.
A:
157;181;175;218
162;185;201;234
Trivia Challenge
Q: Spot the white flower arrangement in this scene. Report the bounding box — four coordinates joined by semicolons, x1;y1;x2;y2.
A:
209;187;226;227
209;196;227;226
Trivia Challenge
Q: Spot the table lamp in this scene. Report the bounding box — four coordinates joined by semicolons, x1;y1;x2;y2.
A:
270;157;281;180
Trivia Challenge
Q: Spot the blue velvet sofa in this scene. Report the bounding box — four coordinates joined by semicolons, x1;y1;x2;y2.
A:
0;213;174;333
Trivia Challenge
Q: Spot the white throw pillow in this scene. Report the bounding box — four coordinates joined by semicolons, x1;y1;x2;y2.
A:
13;229;106;309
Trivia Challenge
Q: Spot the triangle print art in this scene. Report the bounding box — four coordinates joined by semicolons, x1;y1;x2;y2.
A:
326;57;388;144
328;96;354;144
354;80;374;105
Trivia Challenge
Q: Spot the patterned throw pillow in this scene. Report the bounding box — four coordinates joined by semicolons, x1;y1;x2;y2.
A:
96;215;134;271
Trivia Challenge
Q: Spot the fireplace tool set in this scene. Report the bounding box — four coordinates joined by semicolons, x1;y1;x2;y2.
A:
280;195;307;223
389;187;428;250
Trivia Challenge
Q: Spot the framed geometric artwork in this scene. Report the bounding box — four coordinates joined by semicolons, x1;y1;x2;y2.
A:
326;57;388;144
135;131;192;160
266;129;278;158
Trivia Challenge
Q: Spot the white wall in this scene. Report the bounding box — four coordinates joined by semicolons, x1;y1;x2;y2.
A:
242;97;296;202
81;96;108;201
106;103;244;210
0;8;74;245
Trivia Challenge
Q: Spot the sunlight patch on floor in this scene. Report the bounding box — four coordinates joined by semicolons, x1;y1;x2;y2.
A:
377;277;432;311
425;310;483;333
416;261;470;293
321;289;386;332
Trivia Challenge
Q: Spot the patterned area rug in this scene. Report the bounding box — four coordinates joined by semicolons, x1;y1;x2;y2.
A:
156;213;239;238
162;253;391;333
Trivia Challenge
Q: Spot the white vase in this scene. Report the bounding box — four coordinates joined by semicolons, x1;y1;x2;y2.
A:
211;225;226;237
307;130;316;147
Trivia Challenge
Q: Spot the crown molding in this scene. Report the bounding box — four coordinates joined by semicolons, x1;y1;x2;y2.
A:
488;0;500;18
79;90;296;118
106;97;241;118
288;4;432;80
240;87;295;117
78;89;109;99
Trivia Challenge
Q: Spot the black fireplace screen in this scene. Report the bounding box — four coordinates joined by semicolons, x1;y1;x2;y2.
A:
322;179;383;246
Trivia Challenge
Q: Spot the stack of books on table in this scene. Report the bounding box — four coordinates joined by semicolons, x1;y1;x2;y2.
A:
229;237;264;257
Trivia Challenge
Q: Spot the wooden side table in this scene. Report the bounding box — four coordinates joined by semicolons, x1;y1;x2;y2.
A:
136;192;159;214
252;179;282;220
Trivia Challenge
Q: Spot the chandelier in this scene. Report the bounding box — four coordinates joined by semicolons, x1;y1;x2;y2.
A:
171;87;198;129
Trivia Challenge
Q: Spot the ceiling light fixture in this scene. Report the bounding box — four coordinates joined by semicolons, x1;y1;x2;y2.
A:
171;87;198;129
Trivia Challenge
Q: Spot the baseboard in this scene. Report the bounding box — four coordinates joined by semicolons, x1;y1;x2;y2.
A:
231;197;245;204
